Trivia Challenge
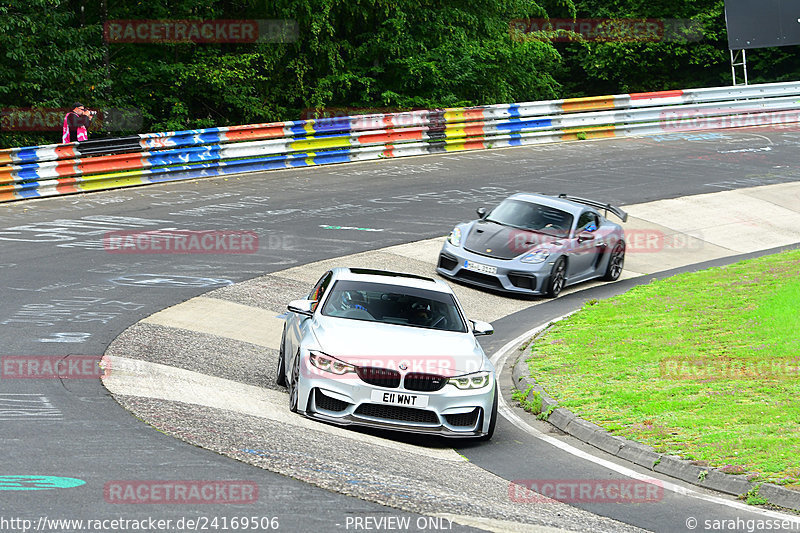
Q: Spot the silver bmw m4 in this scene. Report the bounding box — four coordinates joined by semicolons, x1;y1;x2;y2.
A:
277;267;498;440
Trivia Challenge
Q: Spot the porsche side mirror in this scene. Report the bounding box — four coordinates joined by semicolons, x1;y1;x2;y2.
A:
577;231;594;243
288;299;315;317
476;207;487;218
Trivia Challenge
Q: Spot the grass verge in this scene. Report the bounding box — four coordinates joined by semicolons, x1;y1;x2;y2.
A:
526;248;800;488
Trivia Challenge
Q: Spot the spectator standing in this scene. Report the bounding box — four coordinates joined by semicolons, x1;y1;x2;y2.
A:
62;102;95;143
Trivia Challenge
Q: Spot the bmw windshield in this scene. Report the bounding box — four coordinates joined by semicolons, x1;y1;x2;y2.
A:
486;199;573;237
321;280;467;333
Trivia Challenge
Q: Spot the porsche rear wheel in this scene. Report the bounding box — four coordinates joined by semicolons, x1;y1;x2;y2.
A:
545;258;566;298
602;241;625;281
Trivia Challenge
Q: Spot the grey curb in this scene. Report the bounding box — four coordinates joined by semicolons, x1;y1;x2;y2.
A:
511;349;800;512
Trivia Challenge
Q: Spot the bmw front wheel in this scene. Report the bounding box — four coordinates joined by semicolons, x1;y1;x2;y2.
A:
288;350;300;413
477;386;498;441
276;325;287;387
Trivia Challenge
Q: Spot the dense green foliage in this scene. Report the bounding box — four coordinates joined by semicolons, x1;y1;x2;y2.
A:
2;0;799;147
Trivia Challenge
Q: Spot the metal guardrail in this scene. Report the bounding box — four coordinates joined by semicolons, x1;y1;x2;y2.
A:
2;81;800;202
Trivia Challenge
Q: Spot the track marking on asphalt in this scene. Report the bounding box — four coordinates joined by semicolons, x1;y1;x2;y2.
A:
142;297;284;349
491;325;800;523
102;355;465;462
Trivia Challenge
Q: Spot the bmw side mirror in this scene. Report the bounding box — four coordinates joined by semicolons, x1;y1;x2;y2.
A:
288;299;315;317
470;319;493;336
476;207;487;218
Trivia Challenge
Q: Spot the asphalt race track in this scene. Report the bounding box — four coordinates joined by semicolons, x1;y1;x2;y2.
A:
2;127;800;532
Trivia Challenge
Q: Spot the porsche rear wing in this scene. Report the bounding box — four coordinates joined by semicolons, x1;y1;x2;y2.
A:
558;194;628;223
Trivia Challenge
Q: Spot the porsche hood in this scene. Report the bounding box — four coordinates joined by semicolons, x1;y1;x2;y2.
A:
463;221;560;260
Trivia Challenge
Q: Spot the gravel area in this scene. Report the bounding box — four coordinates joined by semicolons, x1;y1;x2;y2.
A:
113;394;645;533
207;274;312;313
106;321;279;391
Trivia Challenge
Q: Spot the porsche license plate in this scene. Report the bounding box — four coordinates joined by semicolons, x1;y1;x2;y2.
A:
464;260;497;275
371;390;429;408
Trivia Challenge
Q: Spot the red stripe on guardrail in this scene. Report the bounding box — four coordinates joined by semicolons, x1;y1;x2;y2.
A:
630;90;684;100
0;185;16;201
56;177;80;194
358;129;424;144
0;167;14;185
223;125;287;142
55;162;78;177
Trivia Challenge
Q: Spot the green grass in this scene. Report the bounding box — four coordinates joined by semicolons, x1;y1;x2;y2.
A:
526;249;800;488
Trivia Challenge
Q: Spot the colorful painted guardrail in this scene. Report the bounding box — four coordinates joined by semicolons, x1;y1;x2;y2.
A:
2;81;800;202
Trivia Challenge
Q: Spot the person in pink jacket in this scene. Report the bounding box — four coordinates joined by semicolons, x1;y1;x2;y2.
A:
62;102;95;143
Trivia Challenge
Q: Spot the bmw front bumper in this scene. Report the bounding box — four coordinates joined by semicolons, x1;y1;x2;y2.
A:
296;356;496;438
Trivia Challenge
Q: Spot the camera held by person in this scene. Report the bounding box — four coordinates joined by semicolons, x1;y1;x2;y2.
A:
62;102;95;143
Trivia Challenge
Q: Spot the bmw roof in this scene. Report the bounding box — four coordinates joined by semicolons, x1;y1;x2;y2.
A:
332;267;452;292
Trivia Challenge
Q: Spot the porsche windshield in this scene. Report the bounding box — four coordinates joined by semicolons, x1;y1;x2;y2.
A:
486;199;573;237
321;280;467;332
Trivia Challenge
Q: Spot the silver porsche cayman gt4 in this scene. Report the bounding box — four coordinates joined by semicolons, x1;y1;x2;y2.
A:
437;193;627;297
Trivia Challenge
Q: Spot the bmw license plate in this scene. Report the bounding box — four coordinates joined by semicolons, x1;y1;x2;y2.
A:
371;390;429;408
464;260;497;275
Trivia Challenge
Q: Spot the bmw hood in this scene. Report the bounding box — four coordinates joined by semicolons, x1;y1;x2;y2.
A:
464;221;560;260
310;316;489;376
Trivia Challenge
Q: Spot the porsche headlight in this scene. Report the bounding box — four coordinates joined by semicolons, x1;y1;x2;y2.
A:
448;371;492;389
309;351;355;375
521;249;550;264
448;227;462;247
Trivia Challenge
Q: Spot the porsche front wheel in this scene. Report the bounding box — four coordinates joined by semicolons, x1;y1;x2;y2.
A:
545;258;566;298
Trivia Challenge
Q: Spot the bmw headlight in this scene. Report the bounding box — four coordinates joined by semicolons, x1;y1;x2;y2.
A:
448;227;462;247
521;249;550;264
448;371;492;390
309;351;355;375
